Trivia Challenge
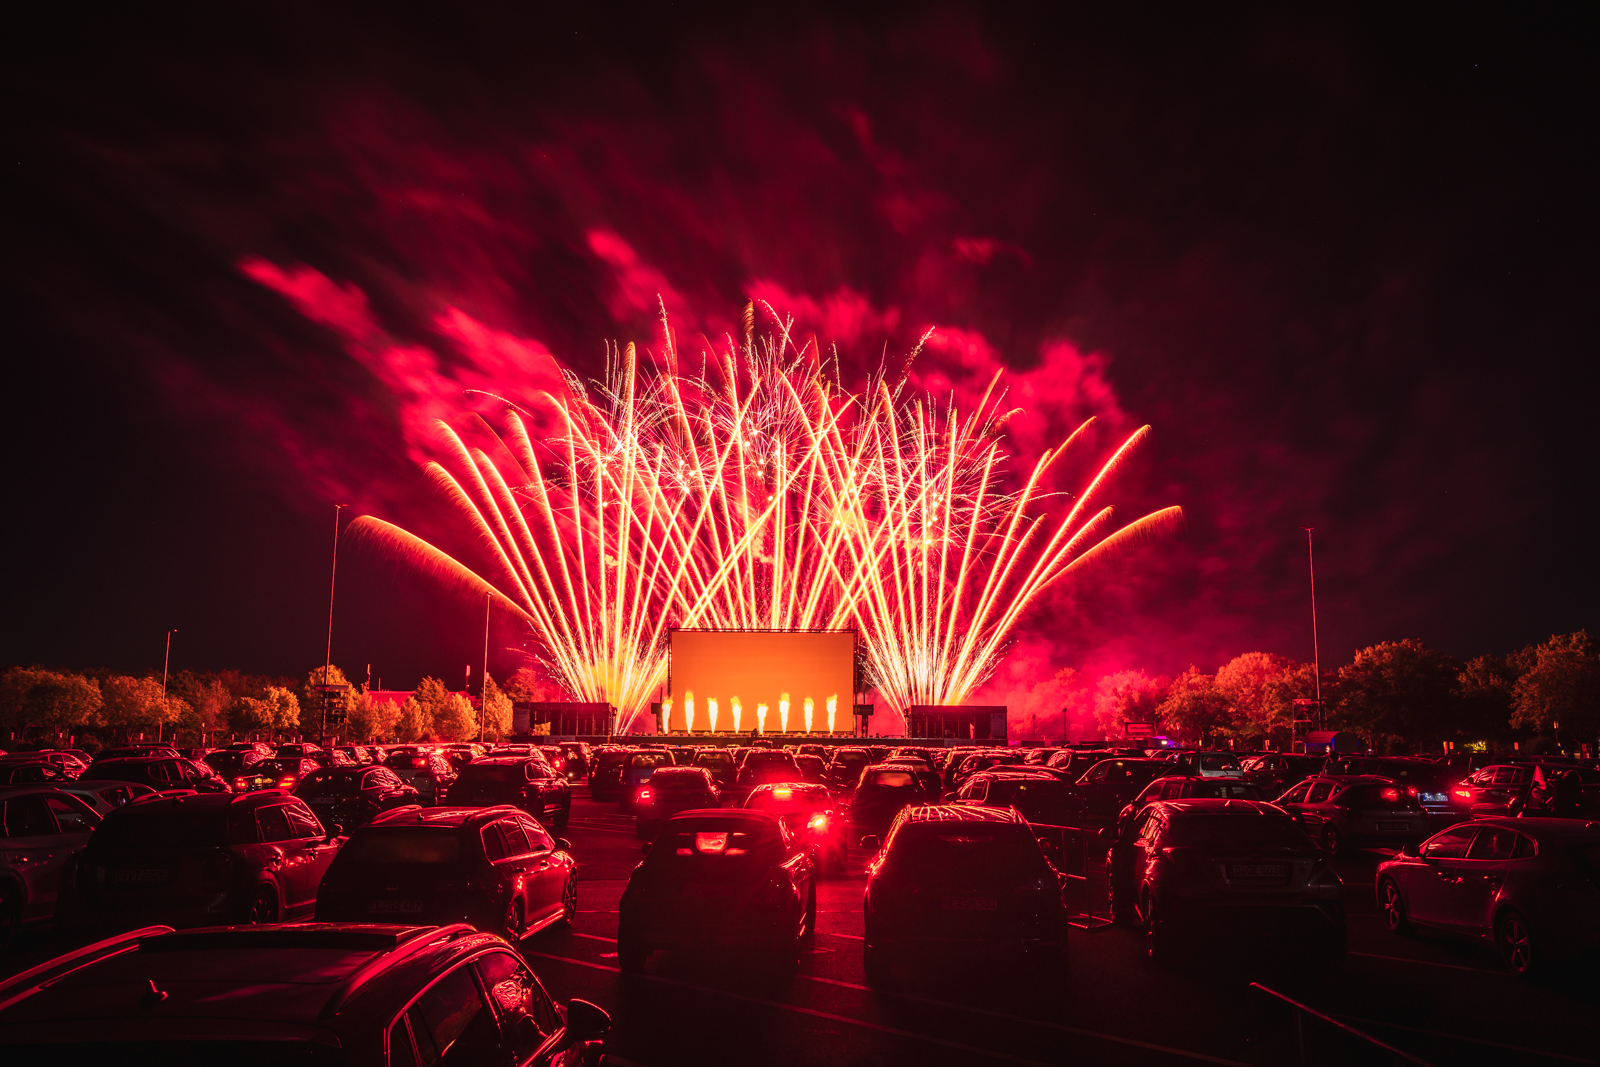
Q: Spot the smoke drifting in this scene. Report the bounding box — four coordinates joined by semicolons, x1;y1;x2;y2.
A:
4;5;1594;694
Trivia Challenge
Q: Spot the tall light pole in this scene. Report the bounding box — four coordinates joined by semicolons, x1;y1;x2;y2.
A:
480;594;491;742
323;504;348;740
1302;527;1322;730
159;629;176;744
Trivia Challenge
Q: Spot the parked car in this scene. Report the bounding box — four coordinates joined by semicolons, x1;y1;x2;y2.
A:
0;760;71;786
1376;817;1600;975
57;791;345;929
636;767;723;839
202;748;265;782
849;765;932;845
383;749;458;805
733;749;803;796
96;745;181;760
293;765;420;830
1240;753;1327;797
948;751;1026;790
447;755;572;830
54;779;156;816
275;743;325;761
617;808;814;973
793;753;831;786
1073;758;1176;823
0;786;101;944
1274;775;1433;855
1108;798;1344;964
588;747;631;801
879;756;941;798
334;744;374;764
862;804;1067;985
0;751;88;778
743;781;847;874
954;770;1078;825
82;756;228;794
0;923;610;1065
1113;775;1262;839
1325;756;1455;820
317;805;578;940
557;741;592;781
1451;763;1600;820
248;756;325;793
690;747;737;790
828;748;874;791
1162;750;1245;778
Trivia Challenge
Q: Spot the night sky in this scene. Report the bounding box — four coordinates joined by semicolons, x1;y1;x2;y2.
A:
3;4;1596;695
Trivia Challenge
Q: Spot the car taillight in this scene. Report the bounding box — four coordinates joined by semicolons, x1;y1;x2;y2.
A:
1381;788;1399;802
1454;789;1472;798
233;777;250;792
638;788;653;801
773;786;794;799
807;812;828;831
278;776;297;790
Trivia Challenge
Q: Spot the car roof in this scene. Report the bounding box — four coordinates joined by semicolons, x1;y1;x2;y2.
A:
976;769;1061;781
367;805;518;829
903;804;1025;824
1155;798;1285;815
1467;817;1600;841
662;808;781;827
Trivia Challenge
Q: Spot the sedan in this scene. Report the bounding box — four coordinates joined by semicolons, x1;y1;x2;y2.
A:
744;781;848;874
862;805;1067;985
53;780;156;816
617;809;814;973
1073;758;1176;823
1113;775;1263;840
0;787;100;944
293;765;420;830
849;765;932;845
1110;799;1344;964
1275;775;1432;855
954;770;1078;826
636;767;722;839
1240;753;1327;797
317;805;577;939
1376;817;1600;975
447;755;572;830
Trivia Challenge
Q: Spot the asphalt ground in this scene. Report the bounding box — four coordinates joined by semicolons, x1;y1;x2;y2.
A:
5;788;1597;1066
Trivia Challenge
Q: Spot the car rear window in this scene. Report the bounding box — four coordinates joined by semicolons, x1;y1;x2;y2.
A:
746;785;829;813
886;822;1051;880
1165;813;1312;849
459;765;526;785
694;752;732;768
95;806;247;848
298;771;365;797
987;780;1070;805
341;829;463;865
1346;784;1423;810
649;817;781;863
629;753;671;769
1193;781;1258;799
863;770;916;788
650;770;711;791
1199;754;1241;772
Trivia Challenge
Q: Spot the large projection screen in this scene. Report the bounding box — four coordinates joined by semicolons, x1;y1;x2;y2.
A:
668;630;855;734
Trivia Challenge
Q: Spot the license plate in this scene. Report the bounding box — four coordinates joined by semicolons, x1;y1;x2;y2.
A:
1229;864;1287;879
368;899;424;914
1378;822;1411;832
114;869;169;883
941;896;998;910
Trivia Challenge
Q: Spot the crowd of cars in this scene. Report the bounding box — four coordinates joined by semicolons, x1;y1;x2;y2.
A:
1;731;1598;1058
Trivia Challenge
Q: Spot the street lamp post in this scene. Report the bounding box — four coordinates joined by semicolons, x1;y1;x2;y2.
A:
480;594;491;742
323;503;347;742
1302;527;1322;731
159;629;176;743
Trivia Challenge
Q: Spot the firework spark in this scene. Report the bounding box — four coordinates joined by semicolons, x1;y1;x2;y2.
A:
352;308;1178;732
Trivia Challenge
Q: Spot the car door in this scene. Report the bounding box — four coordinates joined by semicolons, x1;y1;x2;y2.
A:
284;799;339;913
3;793;96;918
390;962;505;1067
1475;767;1525;814
254;803;304;911
1438;826;1526;933
517;814;564;924
1405;824;1480;925
1295;781;1336;834
492;816;537;923
475;949;570;1066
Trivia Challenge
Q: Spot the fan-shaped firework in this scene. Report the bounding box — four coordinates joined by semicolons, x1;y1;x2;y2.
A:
353;309;1180;732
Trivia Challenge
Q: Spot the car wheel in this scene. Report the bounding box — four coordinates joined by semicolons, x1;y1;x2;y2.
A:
504;897;525;941
1378;878;1410;935
1141;889;1171;964
561;873;578;925
801;888;817;945
0;885;20;951
249;887;279;925
863;940;893;987
1496;909;1538;977
617;936;649;974
1323;826;1342;857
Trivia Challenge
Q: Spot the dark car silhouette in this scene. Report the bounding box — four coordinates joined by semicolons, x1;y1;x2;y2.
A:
0;923;610;1066
954;770;1078;825
58;791;344;929
636;767;722;839
744;782;847;875
1274;774;1432;856
316;805;578;941
293;765;420;830
446;755;572;831
0;787;101;945
618;808;815;973
863;805;1067;986
81;756;227;794
849;765;930;846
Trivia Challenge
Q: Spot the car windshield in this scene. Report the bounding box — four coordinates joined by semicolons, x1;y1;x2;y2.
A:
298;771;365;797
1165;813;1312;849
887;822;1051;881
204;751;259;773
95;807;236;848
1193;781;1257;799
1199;754;1241;772
458;764;525;784
863;770;916;789
340;828;462;865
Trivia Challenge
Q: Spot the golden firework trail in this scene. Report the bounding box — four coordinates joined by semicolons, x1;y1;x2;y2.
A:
352;308;1179;732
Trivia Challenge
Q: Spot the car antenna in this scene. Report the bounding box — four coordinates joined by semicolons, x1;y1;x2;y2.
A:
139;979;168;1010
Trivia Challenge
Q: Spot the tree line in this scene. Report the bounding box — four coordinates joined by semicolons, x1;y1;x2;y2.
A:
1020;631;1599;754
0;662;562;749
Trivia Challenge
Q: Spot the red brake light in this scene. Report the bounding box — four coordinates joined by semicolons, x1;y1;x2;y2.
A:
278;776;297;790
233;777;249;791
807;812;828;831
773;786;793;799
1381;788;1398;801
638;788;653;801
1454;789;1472;798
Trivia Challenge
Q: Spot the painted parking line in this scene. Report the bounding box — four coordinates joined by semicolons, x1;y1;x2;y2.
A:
524;948;1248;1066
1334;1014;1593;1064
571;931;618;943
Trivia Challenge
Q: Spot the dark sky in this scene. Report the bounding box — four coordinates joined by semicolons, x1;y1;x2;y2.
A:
3;3;1596;695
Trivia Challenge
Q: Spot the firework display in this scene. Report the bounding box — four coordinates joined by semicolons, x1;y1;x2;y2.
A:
353;309;1179;733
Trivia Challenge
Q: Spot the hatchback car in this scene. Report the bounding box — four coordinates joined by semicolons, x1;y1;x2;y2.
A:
744;781;847;874
587;747;631;800
383;749;458;805
1113;775;1262;839
1274;775;1432;855
1376;818;1600;975
295;766;421;830
636;767;722;839
58;791;344;929
828;748;873;790
849;765;933;845
1109;799;1344;964
1163;750;1245;778
1450;762;1600;820
733;749;803;796
954;770;1078;825
0;786;101;944
688;747;736;790
54;779;156;815
1240;753;1328;797
0;751;87;778
0;922;610;1066
862;805;1067;985
1073;758;1177;823
1325;756;1455;820
317;806;578;941
618;808;814;973
447;755;572;830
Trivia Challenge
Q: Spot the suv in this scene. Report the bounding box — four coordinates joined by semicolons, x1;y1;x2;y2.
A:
82;756;228;794
0;787;101;945
295;766;421;830
447;756;572;830
383;749;458;805
587;748;630;801
57;791;345;928
0;923;610;1065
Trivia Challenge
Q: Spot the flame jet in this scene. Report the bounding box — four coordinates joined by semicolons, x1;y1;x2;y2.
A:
352;307;1179;732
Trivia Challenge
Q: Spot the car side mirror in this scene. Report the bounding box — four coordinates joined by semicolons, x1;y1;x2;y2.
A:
559;998;611;1048
325;824;344;841
556;838;572;853
1401;843;1421;858
639;841;651;853
860;835;880;853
